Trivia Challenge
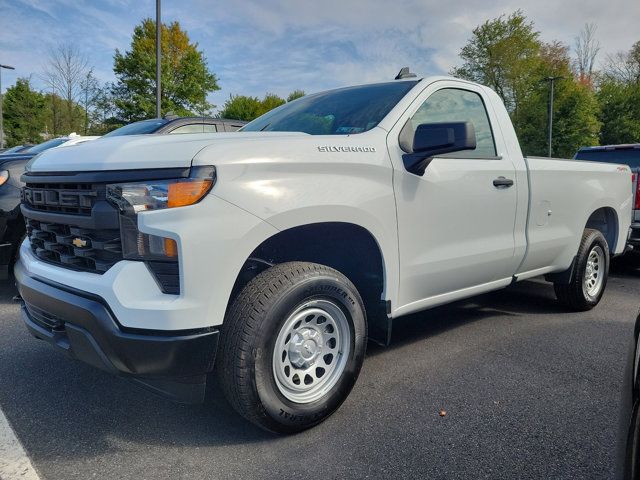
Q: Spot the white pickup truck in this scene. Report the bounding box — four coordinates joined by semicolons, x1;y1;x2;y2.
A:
15;74;632;433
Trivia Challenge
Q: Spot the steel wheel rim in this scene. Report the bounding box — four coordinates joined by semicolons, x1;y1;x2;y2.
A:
583;245;605;298
272;299;351;404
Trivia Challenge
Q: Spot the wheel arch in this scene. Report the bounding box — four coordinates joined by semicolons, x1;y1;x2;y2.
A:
226;221;392;345
585;206;619;254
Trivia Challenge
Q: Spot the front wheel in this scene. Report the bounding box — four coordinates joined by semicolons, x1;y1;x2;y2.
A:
218;262;367;433
554;228;609;311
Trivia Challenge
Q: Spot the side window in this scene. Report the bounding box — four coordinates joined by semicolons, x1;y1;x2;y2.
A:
409;88;497;158
169;124;206;134
202;124;218;133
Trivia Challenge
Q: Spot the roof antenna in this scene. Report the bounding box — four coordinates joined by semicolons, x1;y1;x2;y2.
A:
395;67;417;80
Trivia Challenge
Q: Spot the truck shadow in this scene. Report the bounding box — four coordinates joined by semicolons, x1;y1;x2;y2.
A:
610;255;640;278
367;278;563;355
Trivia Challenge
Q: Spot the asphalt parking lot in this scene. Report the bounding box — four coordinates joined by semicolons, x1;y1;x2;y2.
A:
0;262;638;480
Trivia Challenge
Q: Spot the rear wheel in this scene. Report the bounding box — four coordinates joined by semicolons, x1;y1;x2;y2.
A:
218;262;367;433
554;228;609;311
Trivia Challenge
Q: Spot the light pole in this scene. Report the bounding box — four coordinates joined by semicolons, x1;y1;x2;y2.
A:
155;0;161;118
543;76;563;158
0;63;16;149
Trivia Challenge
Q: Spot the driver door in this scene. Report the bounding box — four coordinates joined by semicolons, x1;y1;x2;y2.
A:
388;83;519;311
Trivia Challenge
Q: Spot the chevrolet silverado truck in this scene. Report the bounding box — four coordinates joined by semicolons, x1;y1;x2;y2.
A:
14;75;632;433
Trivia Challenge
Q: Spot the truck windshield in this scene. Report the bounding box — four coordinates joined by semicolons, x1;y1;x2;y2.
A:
242;81;420;135
575;148;640;168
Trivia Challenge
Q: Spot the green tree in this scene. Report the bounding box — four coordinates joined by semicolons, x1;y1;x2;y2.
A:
453;13;602;156
597;40;640;144
258;93;286;115
3;78;46;146
287;90;306;102
597;80;640;144
219;95;262;121
517;42;601;156
113;19;219;121
451;10;541;116
219;92;288;121
88;82;122;134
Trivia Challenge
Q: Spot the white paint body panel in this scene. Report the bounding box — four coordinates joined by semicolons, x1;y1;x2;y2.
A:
20;76;633;330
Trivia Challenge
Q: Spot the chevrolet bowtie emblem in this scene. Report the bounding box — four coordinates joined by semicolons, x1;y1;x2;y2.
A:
72;237;88;248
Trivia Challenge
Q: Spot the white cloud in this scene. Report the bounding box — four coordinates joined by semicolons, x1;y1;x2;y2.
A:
1;0;639;112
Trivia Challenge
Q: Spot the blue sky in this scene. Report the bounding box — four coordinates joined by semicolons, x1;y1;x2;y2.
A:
1;0;638;113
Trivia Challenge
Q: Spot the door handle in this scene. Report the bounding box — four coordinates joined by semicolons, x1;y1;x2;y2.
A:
493;177;514;188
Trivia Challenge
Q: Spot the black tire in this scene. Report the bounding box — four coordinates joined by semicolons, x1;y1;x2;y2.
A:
554;228;609;311
218;261;367;434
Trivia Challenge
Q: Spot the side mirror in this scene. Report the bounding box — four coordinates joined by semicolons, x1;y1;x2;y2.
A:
403;121;476;176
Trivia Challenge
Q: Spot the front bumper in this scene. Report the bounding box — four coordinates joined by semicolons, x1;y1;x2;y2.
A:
15;260;219;403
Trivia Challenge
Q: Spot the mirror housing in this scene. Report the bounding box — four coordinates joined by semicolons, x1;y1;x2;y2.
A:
402;121;476;176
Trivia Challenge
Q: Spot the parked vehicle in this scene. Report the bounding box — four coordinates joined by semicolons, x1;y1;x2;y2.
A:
15;74;632;433
620;310;640;479
103;116;246;137
575;145;640;252
0;145;33;155
0;134;99;278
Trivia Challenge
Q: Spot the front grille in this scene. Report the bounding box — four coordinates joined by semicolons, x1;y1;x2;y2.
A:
26;217;122;273
22;182;102;216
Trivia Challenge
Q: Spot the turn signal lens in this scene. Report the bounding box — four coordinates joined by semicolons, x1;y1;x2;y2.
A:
168;179;213;208
0;170;8;186
164;238;178;257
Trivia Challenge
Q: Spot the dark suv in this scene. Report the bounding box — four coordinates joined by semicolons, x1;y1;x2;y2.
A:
103;116;246;137
574;144;640;250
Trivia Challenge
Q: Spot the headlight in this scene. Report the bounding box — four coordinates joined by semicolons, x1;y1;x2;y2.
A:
0;170;8;186
106;165;215;264
106;165;216;213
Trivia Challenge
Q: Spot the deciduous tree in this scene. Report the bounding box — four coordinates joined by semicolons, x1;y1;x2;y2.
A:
113;19;220;121
42;44;90;134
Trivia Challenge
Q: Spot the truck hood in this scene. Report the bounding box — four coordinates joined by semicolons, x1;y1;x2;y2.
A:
27;132;309;173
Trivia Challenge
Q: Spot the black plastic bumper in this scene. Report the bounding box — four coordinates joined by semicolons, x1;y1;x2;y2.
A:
629;223;640;248
14;261;219;403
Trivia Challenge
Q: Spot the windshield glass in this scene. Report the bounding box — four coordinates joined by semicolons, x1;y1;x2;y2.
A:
575;148;640;168
104;119;169;137
26;138;67;154
242;81;419;135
